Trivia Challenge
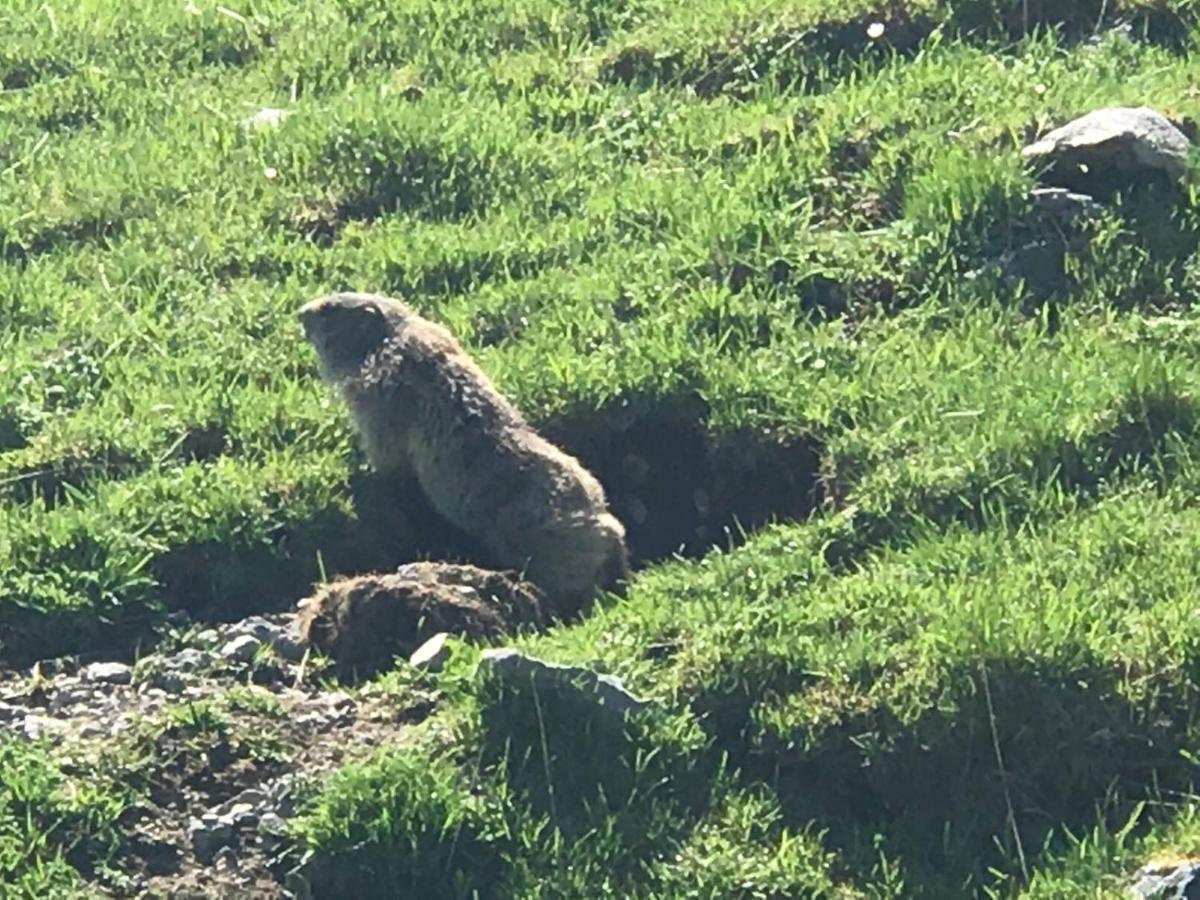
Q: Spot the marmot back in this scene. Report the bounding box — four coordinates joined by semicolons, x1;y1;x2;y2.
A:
299;291;630;614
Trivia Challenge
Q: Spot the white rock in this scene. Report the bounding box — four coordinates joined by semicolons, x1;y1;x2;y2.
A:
219;635;262;664
83;661;133;685
409;632;452;672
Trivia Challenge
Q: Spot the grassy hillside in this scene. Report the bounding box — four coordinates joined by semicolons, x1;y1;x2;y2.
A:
5;0;1200;895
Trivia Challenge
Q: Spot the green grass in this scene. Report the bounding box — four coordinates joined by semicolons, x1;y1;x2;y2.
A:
8;0;1200;894
0;737;127;897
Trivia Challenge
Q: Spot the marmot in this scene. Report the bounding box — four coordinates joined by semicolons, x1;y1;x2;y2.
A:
296;562;547;676
298;291;630;615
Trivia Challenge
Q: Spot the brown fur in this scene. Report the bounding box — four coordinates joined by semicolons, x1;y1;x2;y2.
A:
298;291;630;615
296;563;547;676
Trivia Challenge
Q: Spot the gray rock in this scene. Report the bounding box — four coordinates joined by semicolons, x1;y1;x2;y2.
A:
219;635;262;664
189;814;234;863
83;661;132;685
1023;106;1191;193
193;629;220;647
0;702;26;723
1129;858;1200;899
409;632;452;672
479;649;651;717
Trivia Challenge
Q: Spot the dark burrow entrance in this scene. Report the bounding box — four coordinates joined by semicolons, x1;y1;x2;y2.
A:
540;392;823;566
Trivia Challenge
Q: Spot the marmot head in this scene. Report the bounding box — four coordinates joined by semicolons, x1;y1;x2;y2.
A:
298;292;408;382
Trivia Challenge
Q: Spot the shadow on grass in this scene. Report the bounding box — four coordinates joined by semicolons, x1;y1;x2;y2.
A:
710;655;1198;894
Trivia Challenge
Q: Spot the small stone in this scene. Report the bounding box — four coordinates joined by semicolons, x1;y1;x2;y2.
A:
0;702;26;723
258;812;286;835
83;661;133;685
409;632;452;672
324;691;354;710
192;629;220;647
219;635;262;664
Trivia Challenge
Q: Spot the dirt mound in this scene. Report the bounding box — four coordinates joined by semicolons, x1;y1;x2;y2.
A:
296;563;548;677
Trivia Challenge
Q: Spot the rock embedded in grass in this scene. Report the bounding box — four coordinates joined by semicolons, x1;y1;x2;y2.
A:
408;631;452;672
478;648;652;717
1022;106;1191;194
